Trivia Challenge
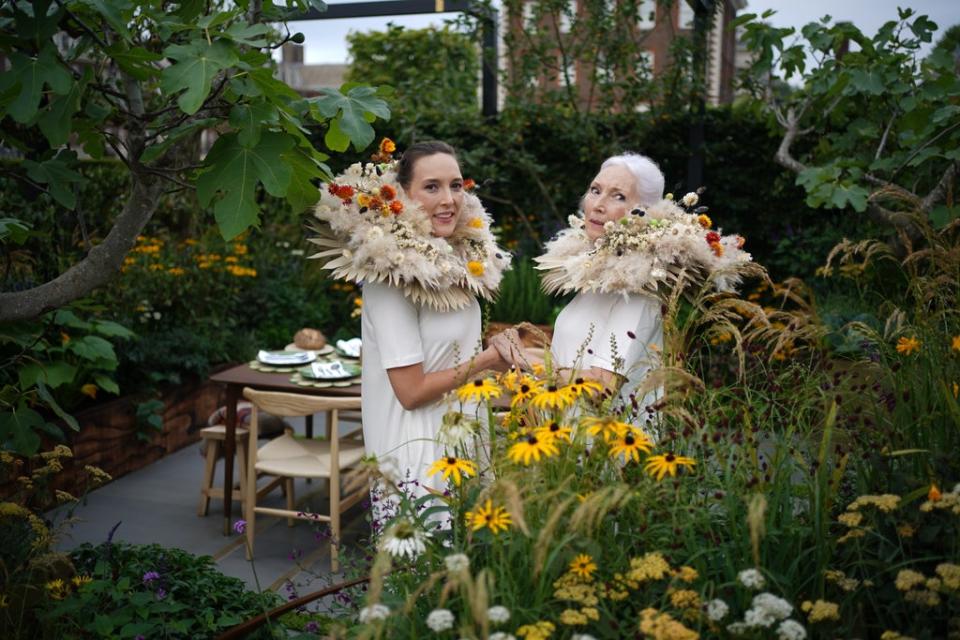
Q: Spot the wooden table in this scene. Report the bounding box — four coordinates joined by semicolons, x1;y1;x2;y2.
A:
209;363;361;535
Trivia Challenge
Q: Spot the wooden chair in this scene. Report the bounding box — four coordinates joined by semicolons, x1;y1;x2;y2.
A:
241;388;366;571
197;425;250;516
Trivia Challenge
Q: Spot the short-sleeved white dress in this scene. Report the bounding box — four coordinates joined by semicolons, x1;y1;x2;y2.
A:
551;291;663;420
361;282;482;495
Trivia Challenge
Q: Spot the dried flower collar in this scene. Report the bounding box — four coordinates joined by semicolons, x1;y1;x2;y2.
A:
308;140;510;312
536;191;753;299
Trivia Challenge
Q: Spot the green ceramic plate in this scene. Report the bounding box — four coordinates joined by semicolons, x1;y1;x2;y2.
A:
297;362;361;381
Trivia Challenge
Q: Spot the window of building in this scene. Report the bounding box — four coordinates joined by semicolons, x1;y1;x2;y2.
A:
523;0;536;28
563;59;577;86
678;1;696;29
637;49;655;76
637;0;656;30
557;0;573;33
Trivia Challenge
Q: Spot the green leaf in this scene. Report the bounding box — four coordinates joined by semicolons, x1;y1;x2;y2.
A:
68;335;117;362
12;0;62;42
141;117;218;163
35;381;80;432
196;8;239;29
93;614;115;636
229;101;277;148
848;69;885;95
312;86;390;151
83;0;134;41
929;205;959;229
106;45;163;81
224;21;271;47
22;150;84;209
282;148;326;212
196;132;295;240
0;408;44;455
93;373;120;395
323;117;349;152
92;320;135;339
248;67;300;102
18;361;79;390
0;48;73;123
161;39;239;114
37;71;88;147
0;218;31;244
54;308;91;329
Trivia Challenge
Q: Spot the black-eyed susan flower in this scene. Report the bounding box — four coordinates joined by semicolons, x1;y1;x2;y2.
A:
535;421;573;443
569;553;597;580
508;433;559;465
457;378;502;403
896;336;921;355
644;452;696;481
563;377;604;398
951;335;960;353
581;416;631;443
512;379;544;408
608;429;653;463
465;498;512;534
530;384;575;411
427;456;477;486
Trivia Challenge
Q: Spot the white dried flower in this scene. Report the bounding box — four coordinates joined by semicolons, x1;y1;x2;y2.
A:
444;553;470;573
705;598;729;621
366;226;384;241
726;621;749;635
650;268;667;279
487;605;510;624
682;192;699;207
290;249;305;256
568;215;585;229
603;220;615;231
426;608;455;632
777;619;807;640
738;568;766;589
489;634;516;640
358;603;390;623
744;607;776;628
437;417;476;448
391;252;405;265
752;593;793;621
380;520;428;560
571;635;597;640
342;249;352;259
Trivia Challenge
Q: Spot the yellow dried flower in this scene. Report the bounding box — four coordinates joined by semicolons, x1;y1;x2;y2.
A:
638;607;699;640
559;609;587;625
895;336;920;355
880;632;915;640
935;563;960;591
904;589;941;607
675;566;698;583
895;569;926;591
847;494;900;513
897;523;916;538
627;553;671;583
801;599;840;622
837;511;862;527
516;621;555;640
467;260;485;277
669;589;701;610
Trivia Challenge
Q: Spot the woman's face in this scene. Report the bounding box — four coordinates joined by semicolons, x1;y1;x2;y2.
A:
404;153;465;238
582;164;641;241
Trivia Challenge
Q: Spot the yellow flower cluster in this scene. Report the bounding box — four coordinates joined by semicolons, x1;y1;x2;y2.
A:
919;484;960;514
880;632;915;640
638;608;699;640
516;620;555;640
824;568;860;592
668;588;701;611
937;563;960;591
895;569;926;591
846;494;901;513
225;265;257;277
627;552;672;583
801;599;840;622
895;336;921;355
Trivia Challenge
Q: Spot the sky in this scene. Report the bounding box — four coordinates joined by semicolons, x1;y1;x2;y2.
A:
287;0;960;65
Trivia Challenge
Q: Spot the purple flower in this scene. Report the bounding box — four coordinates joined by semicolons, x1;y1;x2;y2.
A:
233;519;246;534
142;571;160;584
305;621;319;633
155;587;167;600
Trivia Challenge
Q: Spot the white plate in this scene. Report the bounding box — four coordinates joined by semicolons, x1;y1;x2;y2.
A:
257;350;317;366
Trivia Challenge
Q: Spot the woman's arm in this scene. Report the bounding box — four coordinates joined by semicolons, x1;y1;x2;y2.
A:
386;346;507;410
490;334;620;389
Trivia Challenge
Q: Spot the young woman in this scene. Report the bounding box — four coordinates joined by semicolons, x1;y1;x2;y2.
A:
311;141;513;522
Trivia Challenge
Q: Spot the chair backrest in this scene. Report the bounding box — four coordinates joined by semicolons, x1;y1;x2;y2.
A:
242;388;360;417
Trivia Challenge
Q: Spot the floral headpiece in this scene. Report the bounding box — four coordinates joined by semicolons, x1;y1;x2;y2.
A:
535;191;753;299
308;139;511;312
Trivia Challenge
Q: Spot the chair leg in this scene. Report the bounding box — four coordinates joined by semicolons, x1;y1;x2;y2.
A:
245;470;256;561
330;477;341;573
197;438;220;517
285;478;295;527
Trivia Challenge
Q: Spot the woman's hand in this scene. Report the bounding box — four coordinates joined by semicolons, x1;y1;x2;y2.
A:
489;328;532;371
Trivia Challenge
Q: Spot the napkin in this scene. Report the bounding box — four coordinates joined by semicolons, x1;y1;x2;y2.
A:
311;360;349;378
336;338;362;358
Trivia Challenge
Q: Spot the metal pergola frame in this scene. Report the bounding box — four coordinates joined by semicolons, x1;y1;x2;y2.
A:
288;0;500;117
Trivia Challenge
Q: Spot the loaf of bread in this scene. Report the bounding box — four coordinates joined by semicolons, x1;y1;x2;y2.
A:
293;328;327;350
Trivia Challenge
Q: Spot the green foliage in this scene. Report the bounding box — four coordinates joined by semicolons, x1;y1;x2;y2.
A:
0;303;131;455
737;8;960;224
488;257;561;325
38;542;283;639
345;24;480;125
0;0;389;245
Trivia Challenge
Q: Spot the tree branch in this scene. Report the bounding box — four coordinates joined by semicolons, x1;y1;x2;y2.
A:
920;161;958;212
0;172;165;321
773;103;809;174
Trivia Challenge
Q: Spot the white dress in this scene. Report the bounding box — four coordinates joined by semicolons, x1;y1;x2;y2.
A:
361;282;482;499
551;292;663;421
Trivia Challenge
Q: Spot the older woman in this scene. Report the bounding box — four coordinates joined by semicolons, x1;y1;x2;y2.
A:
495;153;665;423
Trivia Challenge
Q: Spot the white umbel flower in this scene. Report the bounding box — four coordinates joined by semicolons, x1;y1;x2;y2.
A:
705;598;729;621
380;520;428;560
426;608;455;632
752;593;793;621
487;605;511;624
737;568;766;589
358;603;390;623
571;635;598;640
777;619;807;640
444;553;470;573
489;633;517;640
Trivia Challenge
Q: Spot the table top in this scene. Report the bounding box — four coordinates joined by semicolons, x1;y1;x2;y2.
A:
209;363;361;396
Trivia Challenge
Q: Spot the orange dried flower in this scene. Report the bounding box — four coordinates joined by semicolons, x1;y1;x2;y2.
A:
380;184;397;200
379;138;396;154
929;484;942;502
390;200;404;214
736;235;746;249
710;241;724;257
463;178;476;191
697;214;712;228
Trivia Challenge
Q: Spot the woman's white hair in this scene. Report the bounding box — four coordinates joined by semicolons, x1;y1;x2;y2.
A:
600;152;665;206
